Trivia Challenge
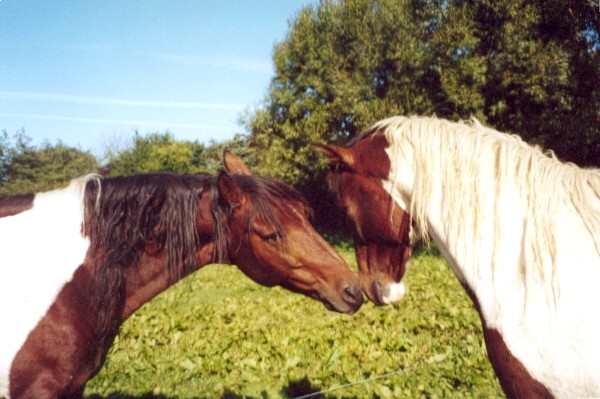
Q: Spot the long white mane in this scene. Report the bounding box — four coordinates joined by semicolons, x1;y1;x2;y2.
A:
377;115;600;295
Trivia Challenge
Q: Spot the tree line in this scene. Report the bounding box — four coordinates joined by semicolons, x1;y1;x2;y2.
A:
246;0;600;187
0;130;251;195
2;0;599;228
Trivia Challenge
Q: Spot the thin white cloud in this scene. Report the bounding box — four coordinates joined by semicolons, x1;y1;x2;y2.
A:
58;42;273;74
143;51;273;74
0;91;245;111
0;112;233;131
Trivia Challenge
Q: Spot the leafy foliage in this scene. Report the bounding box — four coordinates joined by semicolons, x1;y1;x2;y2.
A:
200;133;258;174
245;0;433;185
0;129;259;196
245;0;600;187
0;129;98;195
431;0;600;167
103;132;258;178
85;246;504;398
105;132;209;176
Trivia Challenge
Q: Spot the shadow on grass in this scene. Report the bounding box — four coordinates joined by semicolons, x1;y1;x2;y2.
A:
85;376;360;399
86;392;266;399
281;376;324;398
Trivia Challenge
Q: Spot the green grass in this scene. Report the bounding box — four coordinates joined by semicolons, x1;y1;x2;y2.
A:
84;246;505;398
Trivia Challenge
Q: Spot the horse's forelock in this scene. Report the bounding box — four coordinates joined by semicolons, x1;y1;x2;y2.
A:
231;174;310;241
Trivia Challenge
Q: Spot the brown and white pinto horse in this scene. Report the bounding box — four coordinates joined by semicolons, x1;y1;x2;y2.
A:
317;116;600;399
0;152;363;399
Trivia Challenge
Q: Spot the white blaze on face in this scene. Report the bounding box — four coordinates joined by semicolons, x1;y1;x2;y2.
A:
0;179;91;398
382;281;406;304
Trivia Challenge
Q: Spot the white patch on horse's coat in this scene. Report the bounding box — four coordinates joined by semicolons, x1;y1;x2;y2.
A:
0;179;91;398
378;116;600;397
382;281;406;304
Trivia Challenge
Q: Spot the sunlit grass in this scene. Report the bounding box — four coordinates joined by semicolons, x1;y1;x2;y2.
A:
85;245;504;398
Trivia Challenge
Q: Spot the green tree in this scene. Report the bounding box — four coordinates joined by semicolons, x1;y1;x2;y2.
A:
201;133;257;174
245;0;436;185
245;0;600;188
532;0;600;166
0;129;98;195
431;0;600;166
105;132;208;176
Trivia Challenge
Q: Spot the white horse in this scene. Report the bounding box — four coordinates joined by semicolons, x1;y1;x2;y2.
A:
318;115;600;398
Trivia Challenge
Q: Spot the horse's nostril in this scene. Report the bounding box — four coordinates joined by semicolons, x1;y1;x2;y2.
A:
371;279;386;306
343;284;364;307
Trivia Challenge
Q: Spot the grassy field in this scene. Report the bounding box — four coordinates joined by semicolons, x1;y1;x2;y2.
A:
84;245;505;399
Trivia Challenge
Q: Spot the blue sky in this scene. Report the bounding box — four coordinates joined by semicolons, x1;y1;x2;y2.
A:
0;1;314;156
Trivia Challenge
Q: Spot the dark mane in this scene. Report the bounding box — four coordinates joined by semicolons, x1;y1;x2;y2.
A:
82;172;310;278
84;173;208;280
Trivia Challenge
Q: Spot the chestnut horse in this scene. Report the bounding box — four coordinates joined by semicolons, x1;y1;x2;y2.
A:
317;116;600;399
315;139;416;306
0;152;362;399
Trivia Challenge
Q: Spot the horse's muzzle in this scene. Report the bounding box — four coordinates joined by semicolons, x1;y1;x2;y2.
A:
341;282;364;313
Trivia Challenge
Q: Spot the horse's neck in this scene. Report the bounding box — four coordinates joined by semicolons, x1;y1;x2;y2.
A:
119;188;230;320
388;138;533;325
120;243;217;319
423;180;599;324
120;224;220;320
415;172;534;321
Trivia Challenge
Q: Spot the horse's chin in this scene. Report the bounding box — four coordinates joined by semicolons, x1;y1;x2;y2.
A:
312;290;362;314
281;278;363;314
321;298;360;314
323;300;336;312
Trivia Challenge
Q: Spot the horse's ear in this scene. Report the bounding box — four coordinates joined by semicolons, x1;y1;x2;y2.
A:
217;171;247;211
313;143;355;169
223;150;252;175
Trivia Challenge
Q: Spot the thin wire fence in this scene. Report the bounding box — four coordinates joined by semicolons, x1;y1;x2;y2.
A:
292;353;448;399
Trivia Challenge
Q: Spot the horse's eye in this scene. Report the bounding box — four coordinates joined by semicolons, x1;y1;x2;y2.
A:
262;233;280;244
